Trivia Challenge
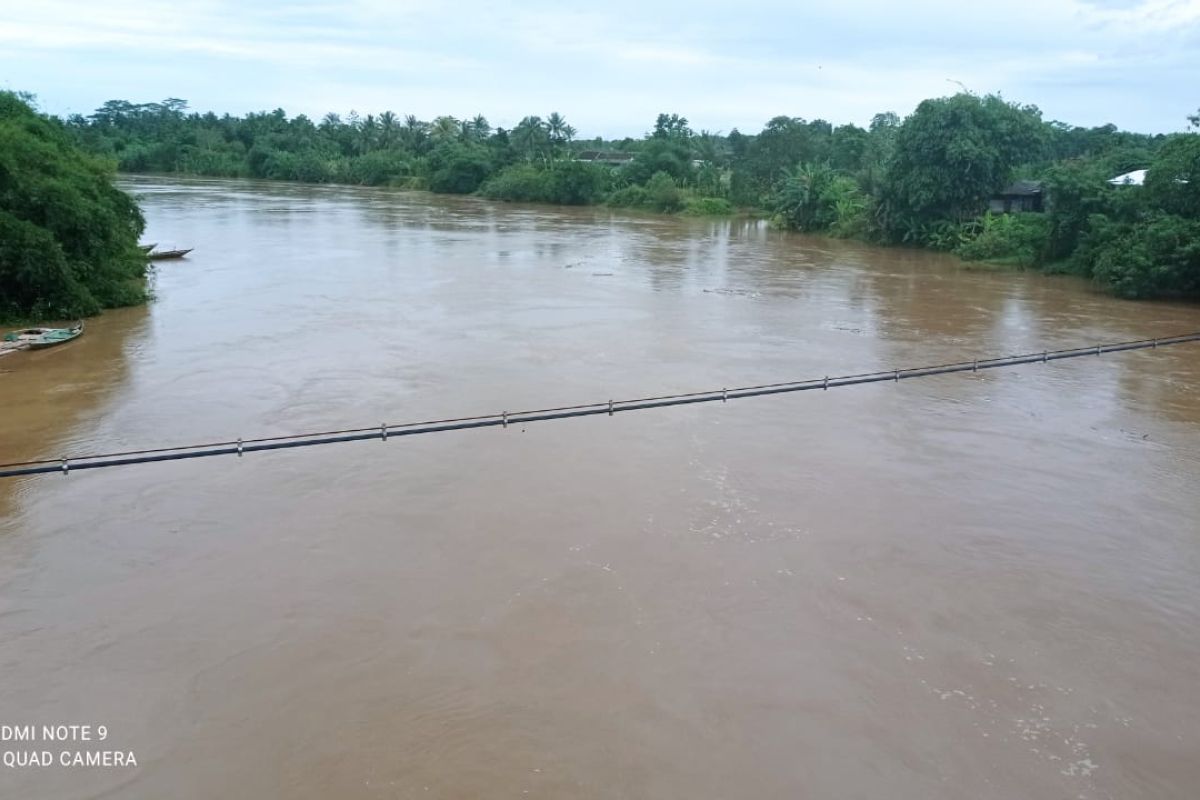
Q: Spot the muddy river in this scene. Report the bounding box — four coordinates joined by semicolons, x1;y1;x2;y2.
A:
2;177;1199;798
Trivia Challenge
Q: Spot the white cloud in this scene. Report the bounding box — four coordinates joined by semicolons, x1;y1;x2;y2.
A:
0;0;1195;133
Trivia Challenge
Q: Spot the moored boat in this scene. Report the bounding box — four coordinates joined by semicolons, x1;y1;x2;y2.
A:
148;248;193;260
138;242;157;253
3;322;85;349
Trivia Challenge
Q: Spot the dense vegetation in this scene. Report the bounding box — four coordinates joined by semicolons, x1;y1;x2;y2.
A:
0;93;147;321
43;94;1200;302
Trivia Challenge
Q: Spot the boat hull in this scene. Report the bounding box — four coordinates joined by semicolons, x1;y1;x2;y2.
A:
4;323;84;349
147;248;193;260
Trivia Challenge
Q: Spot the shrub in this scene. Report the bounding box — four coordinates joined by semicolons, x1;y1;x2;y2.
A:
427;142;491;194
954;212;1051;267
644;171;684;212
395;175;429;191
1091;213;1200;299
771;164;867;235
482;164;549;202
544;161;607;205
829;189;870;238
346;150;411;186
482;162;607;205
682;196;734;215
606;185;650;208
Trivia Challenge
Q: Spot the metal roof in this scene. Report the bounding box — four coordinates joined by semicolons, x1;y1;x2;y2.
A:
1108;169;1147;186
997;180;1043;196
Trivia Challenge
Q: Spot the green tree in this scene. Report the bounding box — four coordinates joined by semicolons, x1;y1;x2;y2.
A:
426;141;491;193
1145;134;1200;218
0;92;147;319
772;162;866;235
378;111;398;148
429;116;460;144
1040;158;1114;263
400;115;429;152
857;112;900;196
652;113;691;140
1091;213;1200;299
545;112;575;161
626;131;692;185
513;116;548;162
830;124;868;173
731;116;834;203
877;93;1047;241
644;171;683;212
466;114;491;142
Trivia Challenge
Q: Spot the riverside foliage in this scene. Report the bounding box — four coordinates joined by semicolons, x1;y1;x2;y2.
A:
1;92;147;320
37;93;1200;301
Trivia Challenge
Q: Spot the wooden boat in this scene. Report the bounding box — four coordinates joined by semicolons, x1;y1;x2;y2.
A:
3;322;84;349
148;248;193;260
138;243;157;253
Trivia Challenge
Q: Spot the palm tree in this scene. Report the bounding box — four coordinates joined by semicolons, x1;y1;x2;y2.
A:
378;111;398;148
545;112;577;162
514;115;547;162
359;114;378;154
470;114;491;141
693;130;730;173
400;115;428;151
546;112;567;143
430;115;460;143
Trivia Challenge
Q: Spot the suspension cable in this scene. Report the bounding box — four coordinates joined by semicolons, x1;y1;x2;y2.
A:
2;332;1197;479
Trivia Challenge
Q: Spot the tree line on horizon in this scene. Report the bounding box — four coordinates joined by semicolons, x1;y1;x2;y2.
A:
2;90;1198;320
64;93;1197;299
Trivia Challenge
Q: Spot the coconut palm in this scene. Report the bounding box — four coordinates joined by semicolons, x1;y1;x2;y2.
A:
546;112;567;143
470;114;491;141
378;111;398;148
430;115;460;143
514;115;548;162
359;114;378;154
400;115;428;151
545;113;577;161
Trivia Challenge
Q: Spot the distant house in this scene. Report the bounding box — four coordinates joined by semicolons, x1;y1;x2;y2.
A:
1108;169;1147;186
575;150;635;166
988;180;1044;213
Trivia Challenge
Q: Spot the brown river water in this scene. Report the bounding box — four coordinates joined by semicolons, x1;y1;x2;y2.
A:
2;177;1199;799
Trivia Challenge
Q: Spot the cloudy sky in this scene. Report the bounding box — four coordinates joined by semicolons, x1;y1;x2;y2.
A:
0;0;1196;136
